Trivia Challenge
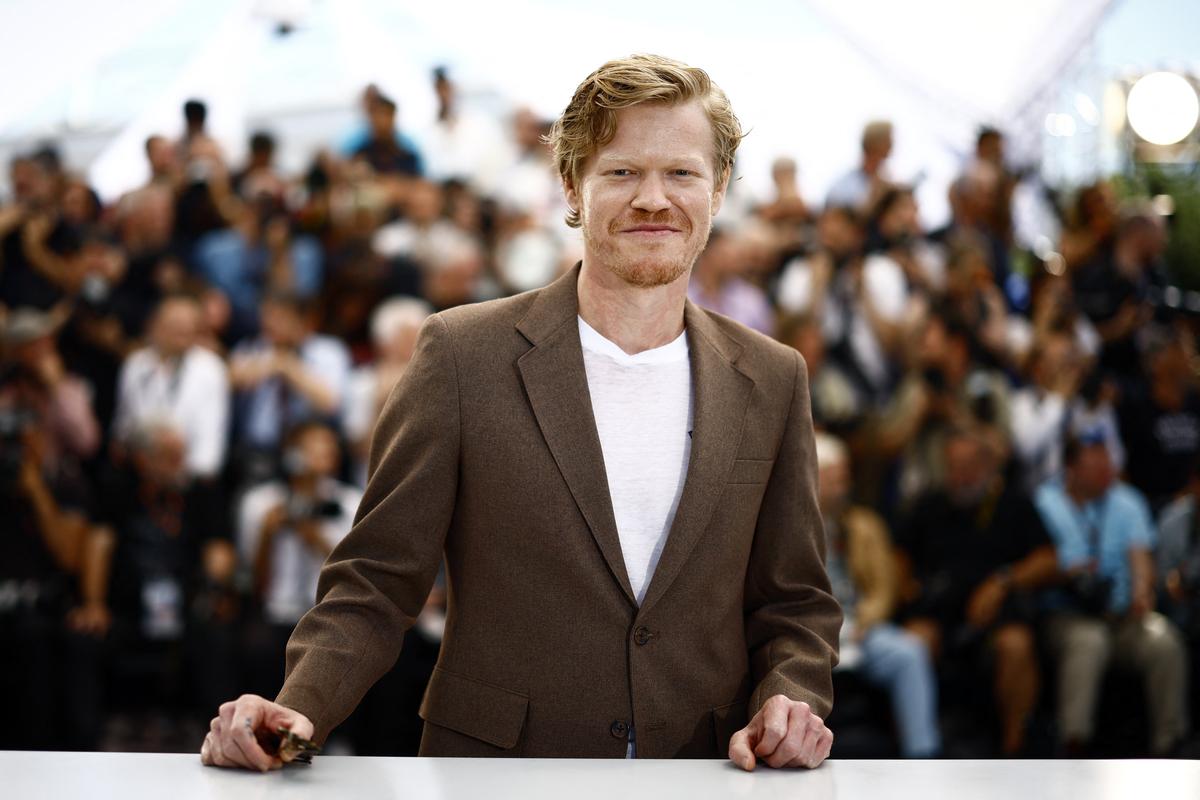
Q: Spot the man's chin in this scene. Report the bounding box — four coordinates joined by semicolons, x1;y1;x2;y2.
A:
613;260;688;288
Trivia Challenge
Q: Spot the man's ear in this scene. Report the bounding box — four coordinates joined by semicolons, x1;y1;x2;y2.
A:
562;175;579;216
711;166;731;217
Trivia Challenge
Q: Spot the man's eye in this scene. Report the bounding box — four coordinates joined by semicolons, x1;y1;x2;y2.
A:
673;169;693;176
611;169;632;176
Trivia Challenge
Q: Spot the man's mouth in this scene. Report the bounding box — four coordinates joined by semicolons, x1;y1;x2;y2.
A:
620;224;681;235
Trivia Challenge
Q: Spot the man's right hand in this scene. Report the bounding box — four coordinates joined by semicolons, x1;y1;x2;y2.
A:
200;694;314;772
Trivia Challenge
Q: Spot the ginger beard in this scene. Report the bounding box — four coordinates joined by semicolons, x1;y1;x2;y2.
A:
579;205;712;289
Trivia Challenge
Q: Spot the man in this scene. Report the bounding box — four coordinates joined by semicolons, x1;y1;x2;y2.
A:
238;421;360;700
826;120;893;212
112;294;230;479
1036;432;1189;756
895;426;1058;756
816;433;940;758
228;291;350;454
202;54;840;771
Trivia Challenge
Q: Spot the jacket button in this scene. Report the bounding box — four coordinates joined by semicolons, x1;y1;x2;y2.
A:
633;626;653;646
610;720;629;739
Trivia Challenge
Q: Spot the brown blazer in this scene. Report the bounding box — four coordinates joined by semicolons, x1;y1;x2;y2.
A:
275;265;841;758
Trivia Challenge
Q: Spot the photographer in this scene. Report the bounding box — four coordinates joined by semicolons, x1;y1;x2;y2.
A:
229;291;349;461
96;418;239;738
0;323;104;749
894;426;1058;756
237;421;360;699
1035;432;1189;756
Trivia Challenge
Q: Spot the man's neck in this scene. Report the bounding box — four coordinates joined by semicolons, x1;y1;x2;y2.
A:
1066;479;1092;507
576;259;688;355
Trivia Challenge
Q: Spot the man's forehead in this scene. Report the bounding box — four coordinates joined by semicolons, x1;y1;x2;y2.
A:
590;102;715;163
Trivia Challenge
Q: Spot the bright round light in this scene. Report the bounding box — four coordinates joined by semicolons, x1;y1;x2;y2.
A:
1126;72;1199;145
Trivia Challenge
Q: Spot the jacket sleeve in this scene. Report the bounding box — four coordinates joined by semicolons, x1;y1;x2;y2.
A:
744;349;843;719
275;314;460;744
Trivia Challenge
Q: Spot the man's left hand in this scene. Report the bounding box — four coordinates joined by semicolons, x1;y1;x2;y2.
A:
728;694;833;770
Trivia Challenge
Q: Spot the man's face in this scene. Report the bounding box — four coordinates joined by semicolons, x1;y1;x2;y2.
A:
153;300;200;358
261;302;306;348
1071;444;1115;499
296;425;340;478
818;460;850;515
566;100;726;289
146;138;176;176
944;435;992;508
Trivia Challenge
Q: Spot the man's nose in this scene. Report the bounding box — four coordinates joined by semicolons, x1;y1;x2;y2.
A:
631;173;671;214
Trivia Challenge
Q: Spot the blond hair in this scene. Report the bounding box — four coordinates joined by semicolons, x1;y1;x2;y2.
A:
546;54;743;228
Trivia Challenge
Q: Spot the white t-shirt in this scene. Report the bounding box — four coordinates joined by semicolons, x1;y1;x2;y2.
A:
578;317;693;607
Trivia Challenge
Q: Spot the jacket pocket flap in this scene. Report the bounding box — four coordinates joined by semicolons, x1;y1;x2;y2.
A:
711;699;750;750
419;667;529;750
728;458;774;485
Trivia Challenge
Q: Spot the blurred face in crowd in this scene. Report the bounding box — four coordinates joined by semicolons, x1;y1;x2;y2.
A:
817;208;862;259
977;132;1003;165
513;108;544;152
134;427;188;487
943;433;994;508
61;180;98;226
145;136;176;178
407;181;445;226
566;100;727;289
378;320;423;364
1032;334;1077;390
1068;443;1115;501
878;191;920;241
294;424;340;479
771;157;797;193
261;299;308;349
369;102;396;139
694;232;740;282
1149;340;1189;390
945;245;991;300
152;298;202;359
863;130;892;164
817;456;850;516
787;319;825;374
10;158;54;207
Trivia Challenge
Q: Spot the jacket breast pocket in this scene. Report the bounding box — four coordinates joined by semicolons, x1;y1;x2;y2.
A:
419;666;529;751
727;458;774;485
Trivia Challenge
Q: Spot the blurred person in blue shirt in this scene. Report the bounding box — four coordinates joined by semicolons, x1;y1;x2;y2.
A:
1035;430;1189;756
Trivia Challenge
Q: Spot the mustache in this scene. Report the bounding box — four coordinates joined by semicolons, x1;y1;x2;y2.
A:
610;212;689;233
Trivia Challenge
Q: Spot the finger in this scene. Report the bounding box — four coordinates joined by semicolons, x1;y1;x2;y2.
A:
230;698;273;771
208;725;230;767
754;699;792;758
728;727;756;771
201;733;212;765
816;728;834;764
230;714;272;772
767;707;817;769
766;727;807;769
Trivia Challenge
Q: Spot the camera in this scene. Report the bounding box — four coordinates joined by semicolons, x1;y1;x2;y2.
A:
0;406;35;490
1067;571;1114;616
284;492;342;523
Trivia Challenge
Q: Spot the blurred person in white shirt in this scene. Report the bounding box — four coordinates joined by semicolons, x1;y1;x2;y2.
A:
113;294;230;479
343;297;432;486
238;421;361;697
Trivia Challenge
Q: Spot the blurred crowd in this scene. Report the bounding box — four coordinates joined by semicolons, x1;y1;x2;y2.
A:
2;68;1199;760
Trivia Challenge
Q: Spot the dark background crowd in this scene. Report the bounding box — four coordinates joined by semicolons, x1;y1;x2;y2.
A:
3;65;1200;761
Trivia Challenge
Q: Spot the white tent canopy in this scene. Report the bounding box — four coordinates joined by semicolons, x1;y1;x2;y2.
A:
0;0;1142;224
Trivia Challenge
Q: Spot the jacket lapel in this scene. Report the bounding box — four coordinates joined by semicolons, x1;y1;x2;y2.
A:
639;300;755;614
516;267;637;606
